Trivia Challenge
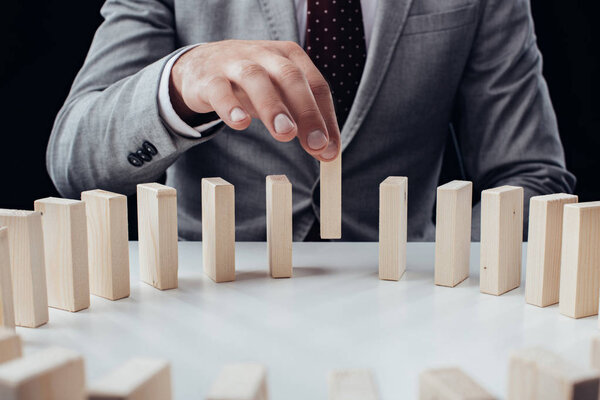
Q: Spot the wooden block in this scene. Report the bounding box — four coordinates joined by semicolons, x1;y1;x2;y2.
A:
419;367;495;400
206;363;268;400
0;210;48;328
137;183;178;290
508;347;600;400
591;337;600;370
81;189;130;301
328;369;379;400
0;328;21;364
202;178;235;283
434;180;473;287
479;185;524;296
559;201;600;318
0;346;85;400
320;154;342;239
525;194;578;307
0;227;15;329
88;358;171;400
266;175;292;278
378;176;408;281
34;197;90;312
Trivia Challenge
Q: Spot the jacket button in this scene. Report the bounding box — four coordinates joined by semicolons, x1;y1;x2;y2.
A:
127;153;143;167
136;149;152;162
142;141;158;156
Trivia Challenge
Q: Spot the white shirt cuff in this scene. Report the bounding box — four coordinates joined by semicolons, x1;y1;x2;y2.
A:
158;45;223;138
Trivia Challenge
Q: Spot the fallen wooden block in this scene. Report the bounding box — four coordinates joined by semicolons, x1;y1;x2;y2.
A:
559;201;600;318
379;176;408;281
202;178;235;283
479;186;523;295
206;363;268;400
0;328;21;365
266;175;293;278
0;209;48;328
508;347;600;400
0;227;15;328
81;189;130;300
0;346;85;400
320;154;342;239
419;367;495;400
328;369;379;400
137;183;179;290
434;180;473;287
88;358;172;400
591;337;600;370
34;197;90;312
525;194;578;307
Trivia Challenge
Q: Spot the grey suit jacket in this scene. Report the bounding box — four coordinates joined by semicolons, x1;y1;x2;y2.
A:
47;0;575;241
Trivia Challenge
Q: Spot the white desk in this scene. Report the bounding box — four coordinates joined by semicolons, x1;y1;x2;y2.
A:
18;242;598;399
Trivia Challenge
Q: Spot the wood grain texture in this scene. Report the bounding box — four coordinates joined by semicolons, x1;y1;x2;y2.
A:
266;175;292;278
328;369;379;400
508;347;600;400
137;183;178;290
479;186;524;296
379;176;407;281
0;328;21;365
559;201;600;319
0;210;48;328
320;154;342;239
34;197;90;312
419;367;495;400
206;363;268;400
202;178;235;283
591;337;600;370
434;180;473;287
525;194;578;307
81;189;130;300
88;358;171;400
0;346;85;400
0;228;15;329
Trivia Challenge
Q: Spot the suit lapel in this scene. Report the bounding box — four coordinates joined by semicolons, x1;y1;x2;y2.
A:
341;0;415;151
257;0;300;42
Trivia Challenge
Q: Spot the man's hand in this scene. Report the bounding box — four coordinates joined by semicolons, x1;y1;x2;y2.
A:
170;40;340;161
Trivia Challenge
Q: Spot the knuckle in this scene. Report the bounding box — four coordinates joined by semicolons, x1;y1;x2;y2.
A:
309;79;332;99
277;63;304;83
238;62;267;80
281;41;302;53
297;107;321;121
260;96;284;113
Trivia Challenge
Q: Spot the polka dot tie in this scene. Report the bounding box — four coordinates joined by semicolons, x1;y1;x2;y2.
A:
305;0;367;129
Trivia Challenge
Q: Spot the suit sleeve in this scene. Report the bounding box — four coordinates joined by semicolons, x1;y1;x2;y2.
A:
456;0;576;239
47;0;222;198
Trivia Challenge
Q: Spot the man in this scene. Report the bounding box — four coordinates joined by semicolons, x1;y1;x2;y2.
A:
47;0;575;241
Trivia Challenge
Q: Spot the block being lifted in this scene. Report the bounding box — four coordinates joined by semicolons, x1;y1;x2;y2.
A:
320;154;342;239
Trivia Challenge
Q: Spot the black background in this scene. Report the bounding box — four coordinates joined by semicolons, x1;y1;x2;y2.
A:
0;1;598;239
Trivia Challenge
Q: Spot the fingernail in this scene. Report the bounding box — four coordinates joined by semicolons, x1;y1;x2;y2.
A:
274;113;294;134
307;130;328;150
230;107;247;122
321;140;339;160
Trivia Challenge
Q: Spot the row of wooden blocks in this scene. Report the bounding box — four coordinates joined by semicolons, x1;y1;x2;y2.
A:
3;326;600;399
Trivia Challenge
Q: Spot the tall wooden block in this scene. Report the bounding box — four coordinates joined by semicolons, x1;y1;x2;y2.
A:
320;154;342;239
34;198;90;312
508;347;600;400
591;337;600;370
379;176;408;281
266;175;292;278
0;228;15;329
328;369;379;400
479;186;524;296
0;328;21;364
137;183;178;290
525;194;578;307
559;201;600;318
206;363;268;400
0;347;85;400
88;358;171;400
419;367;494;400
81;189;130;300
202;178;235;283
434;180;473;287
0;210;48;328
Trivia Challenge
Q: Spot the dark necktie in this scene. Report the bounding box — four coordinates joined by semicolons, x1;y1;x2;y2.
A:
305;0;367;129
